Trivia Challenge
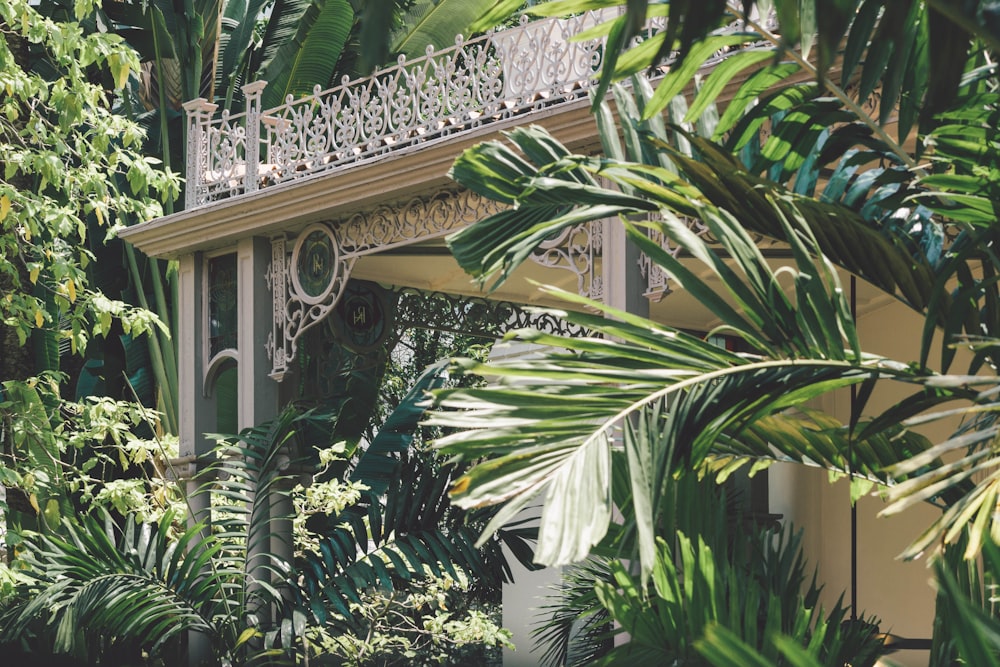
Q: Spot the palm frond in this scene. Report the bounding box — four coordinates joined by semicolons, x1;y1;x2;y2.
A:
427;294;965;570
349;360;448;496
592;521;883;666
880;384;1000;559
1;407;310;663
930;537;1000;665
448;119;940;323
0;511;222;660
531;557;614;667
297;455;500;627
509;0;993;143
296;367;518;629
389;0;513;60
258;0;355;109
216;0;277;109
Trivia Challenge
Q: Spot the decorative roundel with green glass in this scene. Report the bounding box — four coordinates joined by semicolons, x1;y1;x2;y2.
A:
334;281;393;353
291;223;340;304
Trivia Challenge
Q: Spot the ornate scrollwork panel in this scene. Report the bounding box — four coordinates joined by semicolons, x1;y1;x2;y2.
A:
267;225;355;381
337;188;507;256
393;287;592;339
529;221;603;301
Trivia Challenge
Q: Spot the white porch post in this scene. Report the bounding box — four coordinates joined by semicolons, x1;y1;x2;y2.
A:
236;236;279;431
176;252;216;665
237;237;286;627
602;217;649;318
177;251;216;515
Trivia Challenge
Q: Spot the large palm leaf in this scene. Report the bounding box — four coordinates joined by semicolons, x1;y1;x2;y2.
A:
297;454;506;627
388;0;517;60
433;3;1000;660
435;86;987;572
257;0;355;110
0;511;222;661
432;154;967;571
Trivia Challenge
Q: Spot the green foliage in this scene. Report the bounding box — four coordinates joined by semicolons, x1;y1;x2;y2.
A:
434;1;1000;663
1;382;517;664
2;510;221;662
0;373;177;545
258;0;355;110
0;0;176;352
0;407;306;665
307;568;511;665
595;527;881;666
530;476;884;667
435;139;959;570
389;0;518;60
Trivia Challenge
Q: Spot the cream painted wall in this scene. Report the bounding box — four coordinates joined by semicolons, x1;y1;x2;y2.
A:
502;542;564;666
771;293;973;667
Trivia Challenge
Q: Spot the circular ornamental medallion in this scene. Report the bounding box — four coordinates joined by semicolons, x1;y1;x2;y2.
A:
291;224;340;304
334;281;393;353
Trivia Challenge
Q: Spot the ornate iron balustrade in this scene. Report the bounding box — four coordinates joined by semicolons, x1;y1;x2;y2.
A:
183;9;652;209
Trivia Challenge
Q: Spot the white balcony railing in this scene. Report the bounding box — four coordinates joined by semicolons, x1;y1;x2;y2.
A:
183;9;653;209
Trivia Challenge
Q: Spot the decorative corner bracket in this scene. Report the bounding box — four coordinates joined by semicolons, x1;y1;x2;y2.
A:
266;223;355;381
529;220;604;301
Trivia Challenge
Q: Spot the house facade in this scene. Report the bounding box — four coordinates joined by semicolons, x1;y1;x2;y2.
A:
120;10;938;665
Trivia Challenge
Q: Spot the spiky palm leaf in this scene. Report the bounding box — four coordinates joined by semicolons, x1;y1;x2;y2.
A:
531;473;884;666
595;529;882;667
436;2;1000;661
389;0;516;60
0;407;307;664
437;62;1000;564
257;0;355;110
298;454;504;626
298;363;528;629
436;118;973;570
472;0;998;138
348;360;449;496
448;94;940;321
929;537;1000;665
0;511;223;661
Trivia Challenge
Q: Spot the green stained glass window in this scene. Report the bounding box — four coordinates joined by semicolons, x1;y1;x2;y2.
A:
209;253;238;357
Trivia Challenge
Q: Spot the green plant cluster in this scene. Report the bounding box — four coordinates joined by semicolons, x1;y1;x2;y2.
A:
429;0;1000;663
308;568;511;666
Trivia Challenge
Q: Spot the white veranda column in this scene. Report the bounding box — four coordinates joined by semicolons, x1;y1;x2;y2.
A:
176;251;216;665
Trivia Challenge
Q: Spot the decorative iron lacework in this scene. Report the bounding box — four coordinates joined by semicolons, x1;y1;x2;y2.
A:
291;285;593;403
265;184;765;377
530;220;604;301
266;229;357;382
265;176;801;378
337;188;507;256
393;287;592;339
183;8;688;208
264;186;601;378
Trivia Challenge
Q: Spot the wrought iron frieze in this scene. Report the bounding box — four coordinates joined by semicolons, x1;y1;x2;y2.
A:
394;287;591;339
529;220;604;301
337;189;507;256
